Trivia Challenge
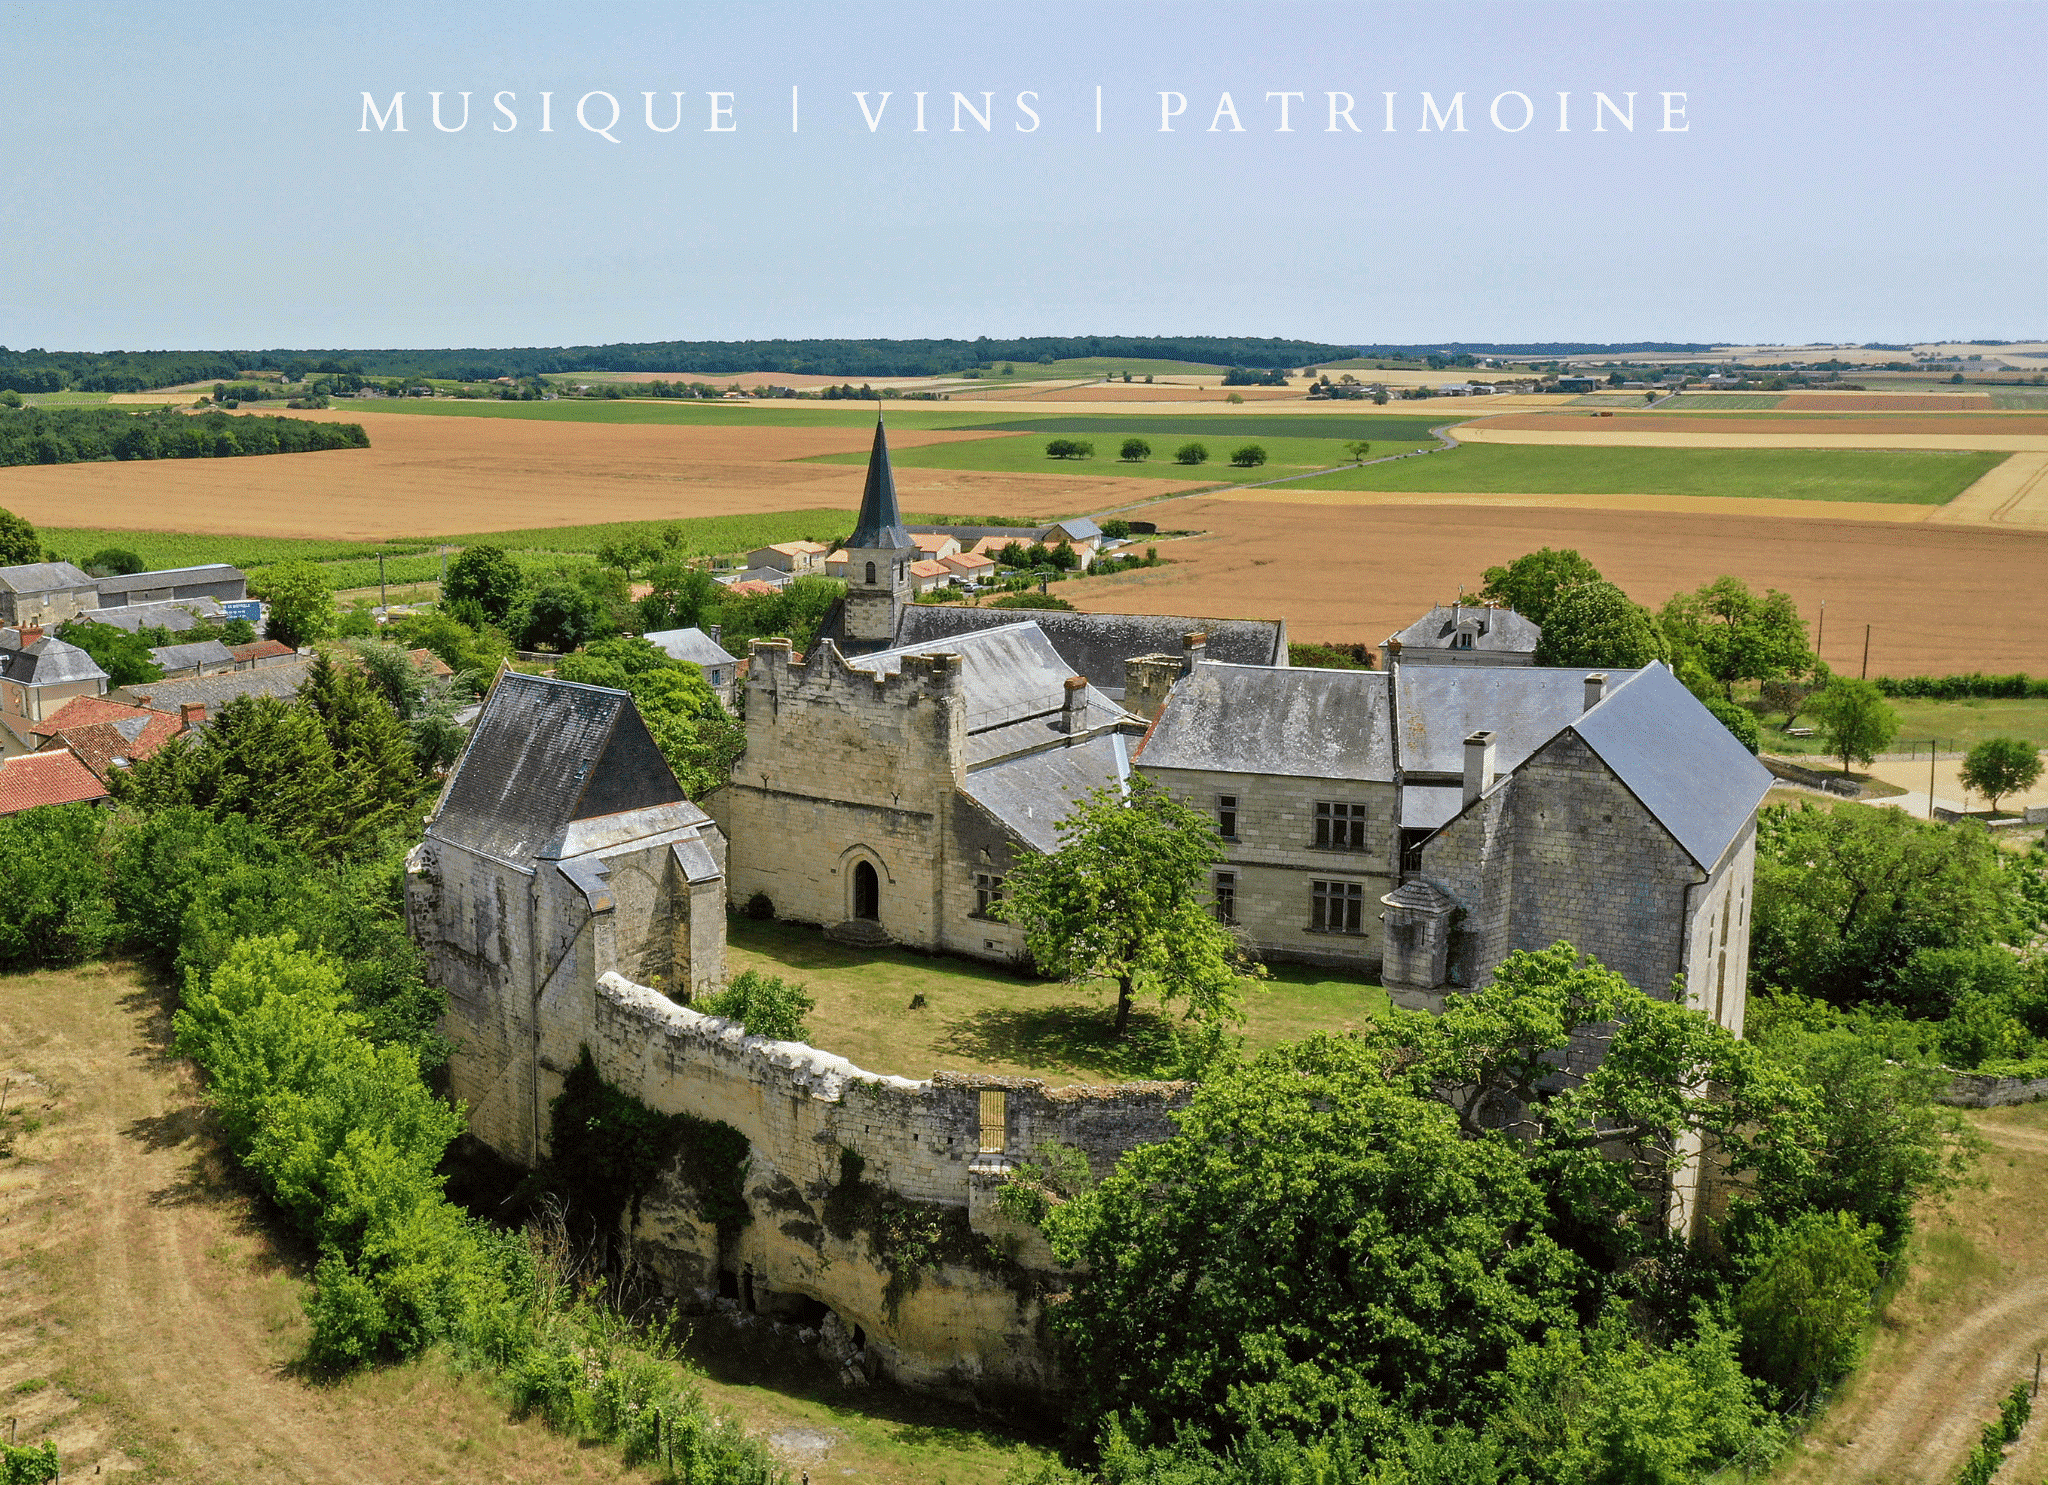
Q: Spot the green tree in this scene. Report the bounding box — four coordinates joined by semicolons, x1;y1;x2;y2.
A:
1807;677;1900;775
1119;437;1151;462
250;559;334;648
695;969;815;1040
635;562;724;632
1046;438;1095;459
1735;1210;1883;1395
387;610;510;689
997;775;1245;1037
595;534;660;581
514;580;610;652
1173;442;1209;465
0;506;41;565
1478;547;1604;627
53;618;163;686
1960;736;2042;814
1702;696;1762;753
442;544;526;624
1343;439;1373;463
1100;518;1133;540
1530;581;1664;668
1228;443;1268;468
556;636;742;796
0;803;114;968
299;653;424;848
82;546;146;576
1659;576;1815;701
1046;1034;1586;1443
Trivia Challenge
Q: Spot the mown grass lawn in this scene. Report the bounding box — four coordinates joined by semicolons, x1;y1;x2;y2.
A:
1757;695;2048;756
1284;442;2005;503
724;916;1387;1084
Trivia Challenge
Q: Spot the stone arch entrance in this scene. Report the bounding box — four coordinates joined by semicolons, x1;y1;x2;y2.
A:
852;860;880;921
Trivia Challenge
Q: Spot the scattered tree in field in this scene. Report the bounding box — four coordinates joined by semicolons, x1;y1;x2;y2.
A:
1343;439;1373;463
1046;438;1096;459
997;775;1244;1038
1478;547;1604;627
595;535;661;581
1531;580;1664;668
1173;442;1209;465
1228;444;1268;468
1807;677;1900;775
0;505;44;565
442;544;526;624
1761;668;1831;729
1119;437;1151;462
1960;737;2043;814
54;619;164;686
249;559;333;648
1660;576;1816;701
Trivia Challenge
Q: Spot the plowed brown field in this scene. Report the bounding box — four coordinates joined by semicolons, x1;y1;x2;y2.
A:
0;410;1204;538
1078;494;2048;674
1778;393;1995;411
1476;413;2048;437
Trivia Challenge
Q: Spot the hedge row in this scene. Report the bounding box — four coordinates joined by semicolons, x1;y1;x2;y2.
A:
1874;673;2048;700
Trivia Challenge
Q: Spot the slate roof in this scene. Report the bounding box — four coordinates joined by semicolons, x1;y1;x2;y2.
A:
1567;663;1773;870
428;673;687;865
890;607;1287;696
0;635;110;688
85;598;225;633
0;562;94;594
962;731;1131;853
126;659;313;717
841;621;1125;739
1135;663;1394;782
846;417;913;550
643;627;740;669
1046;517;1103;543
94;563;245;598
148;639;236;671
0;749;108;814
1392;604;1540;653
1394;665;1642;777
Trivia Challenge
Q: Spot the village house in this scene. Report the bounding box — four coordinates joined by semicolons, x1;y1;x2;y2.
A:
745;541;829;576
0;747;109;815
89;597;228;634
906;558;952;595
228;639;299;669
717;567;794;593
146;638;238;679
0;627;111;753
1386;602;1540;666
643;625;743;711
0;563;100;628
122;658;313;722
93;562;247;608
30;694;196;783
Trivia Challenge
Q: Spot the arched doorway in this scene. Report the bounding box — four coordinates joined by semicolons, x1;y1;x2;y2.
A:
852;861;880;921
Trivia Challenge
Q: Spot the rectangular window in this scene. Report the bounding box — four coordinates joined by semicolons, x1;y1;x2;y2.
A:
1311;880;1365;935
978;1089;1007;1153
1214;870;1237;925
973;872;1004;917
1217;794;1238;839
1399;828;1430;875
1314;801;1368;850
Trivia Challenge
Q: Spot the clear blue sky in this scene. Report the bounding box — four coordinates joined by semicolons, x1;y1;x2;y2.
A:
2;1;2041;351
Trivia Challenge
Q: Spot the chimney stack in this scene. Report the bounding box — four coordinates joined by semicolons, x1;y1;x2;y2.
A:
1180;630;1208;676
707;622;722;647
180;702;207;728
19;626;42;646
1462;730;1497;806
1582;672;1608;712
1061;674;1088;734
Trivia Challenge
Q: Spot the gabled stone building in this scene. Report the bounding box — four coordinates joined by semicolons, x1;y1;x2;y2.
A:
405;672;727;1162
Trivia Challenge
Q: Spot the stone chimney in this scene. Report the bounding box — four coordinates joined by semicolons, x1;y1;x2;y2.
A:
180;701;207;728
707;622;722;648
1384;635;1403;670
1060;674;1088;734
1123;654;1180;721
1582;672;1608;712
19;626;42;646
1462;730;1497;807
1180;630;1208;676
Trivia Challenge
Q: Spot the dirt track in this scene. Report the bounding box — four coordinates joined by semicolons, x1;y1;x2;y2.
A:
1080;494;2048;674
1928;450;2048;529
0;410;1202;539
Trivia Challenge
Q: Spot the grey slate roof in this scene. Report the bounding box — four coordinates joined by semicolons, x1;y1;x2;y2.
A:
94;564;245;598
148;639;236;671
429;672;686;865
1046;517;1103;543
0;562;94;594
126;659;313;715
85;598;225;632
841;620;1124;739
1392;604;1540;653
1136;663;1394;782
0;635;109;687
846;417;913;551
643;627;740;669
1394;665;1642;777
891;607;1287;695
1569;663;1772;870
1401;784;1467;831
962;731;1131;853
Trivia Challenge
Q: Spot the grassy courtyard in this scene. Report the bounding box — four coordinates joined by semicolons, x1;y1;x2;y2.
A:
724;915;1388;1084
1757;695;2048;757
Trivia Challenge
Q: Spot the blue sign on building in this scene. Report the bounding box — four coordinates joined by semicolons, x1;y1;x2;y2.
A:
222;599;263;624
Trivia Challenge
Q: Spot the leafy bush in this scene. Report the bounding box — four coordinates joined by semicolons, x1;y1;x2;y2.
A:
0;803;114;968
1734;1210;1883;1395
694;970;815;1042
989;592;1076;611
1118;438;1150;462
1227;443;1267;468
0;1441;59;1484
1875;671;2048;700
1704;696;1762;753
1045;438;1096;459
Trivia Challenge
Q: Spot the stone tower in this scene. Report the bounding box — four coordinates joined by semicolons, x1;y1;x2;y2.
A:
840;416;917;651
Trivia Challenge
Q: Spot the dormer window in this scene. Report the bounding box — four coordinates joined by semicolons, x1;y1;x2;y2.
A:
1454;632;1474;649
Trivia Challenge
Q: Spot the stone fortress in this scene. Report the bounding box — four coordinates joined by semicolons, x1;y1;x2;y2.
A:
407;416;1771;1403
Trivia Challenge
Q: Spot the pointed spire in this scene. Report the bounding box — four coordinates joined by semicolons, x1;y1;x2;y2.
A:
848;414;912;550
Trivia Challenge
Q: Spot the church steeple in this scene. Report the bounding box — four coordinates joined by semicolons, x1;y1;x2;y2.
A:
848;415;913;551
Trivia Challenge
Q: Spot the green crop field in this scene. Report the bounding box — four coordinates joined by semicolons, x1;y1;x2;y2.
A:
1659;394;1785;410
803;430;1436;482
1286;443;2007;503
956;413;1455;441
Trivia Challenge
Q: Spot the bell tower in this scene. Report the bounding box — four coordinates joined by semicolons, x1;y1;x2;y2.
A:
841;415;916;650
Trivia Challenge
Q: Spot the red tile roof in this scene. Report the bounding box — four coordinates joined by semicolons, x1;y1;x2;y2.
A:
725;580;780;596
229;640;296;662
908;559;951;578
0;749;109;814
408;647;454;678
43;710;186;783
30;694;159;741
